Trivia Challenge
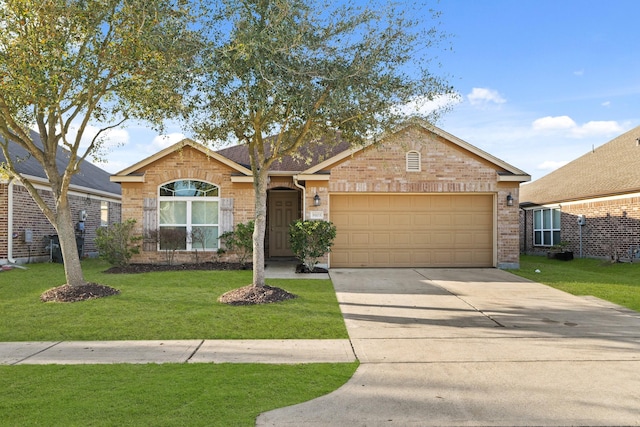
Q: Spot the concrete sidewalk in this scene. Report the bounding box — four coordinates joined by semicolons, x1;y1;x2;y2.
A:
0;339;355;365
257;268;640;426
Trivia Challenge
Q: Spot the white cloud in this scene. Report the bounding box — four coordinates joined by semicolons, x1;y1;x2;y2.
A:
393;93;462;117
601;101;611;107
531;116;623;138
532;115;576;131
537;160;568;171
573;69;585;76
149;132;186;152
467;88;506;106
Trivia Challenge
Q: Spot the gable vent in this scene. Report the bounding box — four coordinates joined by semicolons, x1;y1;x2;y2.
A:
406;151;421;172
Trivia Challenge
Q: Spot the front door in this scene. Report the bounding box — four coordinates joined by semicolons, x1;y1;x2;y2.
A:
268;191;299;257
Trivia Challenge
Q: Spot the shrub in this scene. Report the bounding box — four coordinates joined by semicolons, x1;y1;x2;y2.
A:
289;220;336;271
95;219;142;267
220;220;254;267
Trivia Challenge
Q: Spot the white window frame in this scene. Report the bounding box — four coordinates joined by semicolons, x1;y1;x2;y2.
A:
100;201;109;227
406;150;421;172
158;180;220;251
533;208;561;246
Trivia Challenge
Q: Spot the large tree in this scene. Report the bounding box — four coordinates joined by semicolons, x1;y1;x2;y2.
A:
193;0;454;292
0;0;203;288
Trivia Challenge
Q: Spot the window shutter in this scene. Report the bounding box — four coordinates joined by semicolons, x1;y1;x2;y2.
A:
143;198;158;251
219;198;234;247
406;151;421;172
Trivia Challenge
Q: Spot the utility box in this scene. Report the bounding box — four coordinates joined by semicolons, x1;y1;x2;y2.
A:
24;229;33;243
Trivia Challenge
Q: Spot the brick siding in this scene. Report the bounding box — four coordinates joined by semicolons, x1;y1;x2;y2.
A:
522;195;640;261
4;182;121;263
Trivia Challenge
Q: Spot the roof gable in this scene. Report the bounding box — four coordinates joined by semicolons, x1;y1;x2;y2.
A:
302;121;530;181
111;139;252;182
520;126;640;205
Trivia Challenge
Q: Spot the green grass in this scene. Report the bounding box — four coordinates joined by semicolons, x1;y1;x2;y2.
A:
0;362;358;426
512;255;640;312
0;259;349;341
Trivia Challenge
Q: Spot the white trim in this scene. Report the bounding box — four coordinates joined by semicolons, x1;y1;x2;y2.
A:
294;174;330;181
558;191;640;207
15;173;121;199
230;176;254;183
406;150;421;172
110;175;144;183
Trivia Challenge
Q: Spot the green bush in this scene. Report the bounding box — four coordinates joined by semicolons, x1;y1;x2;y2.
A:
289;219;336;271
95;219;141;267
220;220;254;267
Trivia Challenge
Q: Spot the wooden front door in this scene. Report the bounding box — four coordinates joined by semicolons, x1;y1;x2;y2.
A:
268;191;300;257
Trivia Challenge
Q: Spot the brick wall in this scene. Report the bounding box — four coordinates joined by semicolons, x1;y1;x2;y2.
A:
120;146;256;264
2;182;121;263
522;195;640;260
327;126;521;268
0;183;7;259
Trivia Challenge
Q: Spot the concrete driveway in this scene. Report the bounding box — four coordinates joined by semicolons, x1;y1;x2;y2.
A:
258;268;640;426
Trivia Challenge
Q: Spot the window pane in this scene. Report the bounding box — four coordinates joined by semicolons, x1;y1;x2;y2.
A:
192;226;218;250
534;231;542;245
552;209;561;228
159;226;187;250
100;201;109;227
542;209;551;228
160;201;186;224
553;231;561;245
543;231;551;245
160;180;219;197
192;201;219;224
534;211;542;229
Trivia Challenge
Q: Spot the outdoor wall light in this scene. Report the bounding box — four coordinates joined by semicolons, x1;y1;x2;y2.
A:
506;193;513;207
313;194;321;206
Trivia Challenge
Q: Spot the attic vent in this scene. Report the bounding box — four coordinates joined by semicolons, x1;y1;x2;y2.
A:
406;151;421;172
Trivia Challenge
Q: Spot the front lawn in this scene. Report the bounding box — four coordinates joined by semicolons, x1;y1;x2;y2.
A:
512;255;640;312
0;363;358;426
0;259;349;341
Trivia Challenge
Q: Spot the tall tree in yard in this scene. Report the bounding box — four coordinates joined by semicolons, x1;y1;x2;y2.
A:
193;0;454;293
0;0;203;289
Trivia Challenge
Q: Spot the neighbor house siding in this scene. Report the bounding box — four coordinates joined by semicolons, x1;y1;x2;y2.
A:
522;195;640;260
10;184;121;261
0;183;8;259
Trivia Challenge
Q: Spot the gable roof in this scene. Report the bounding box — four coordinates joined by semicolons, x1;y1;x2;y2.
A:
111;138;253;181
301;122;531;181
217;121;530;181
1;131;121;197
520;125;640;205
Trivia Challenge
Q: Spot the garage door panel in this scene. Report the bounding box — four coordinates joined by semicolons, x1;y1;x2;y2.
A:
330;194;493;268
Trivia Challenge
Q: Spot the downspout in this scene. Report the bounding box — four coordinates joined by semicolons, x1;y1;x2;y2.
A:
6;178;16;263
293;175;306;220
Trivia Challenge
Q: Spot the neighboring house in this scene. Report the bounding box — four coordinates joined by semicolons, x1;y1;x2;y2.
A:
111;122;530;268
520;125;640;261
1;131;122;264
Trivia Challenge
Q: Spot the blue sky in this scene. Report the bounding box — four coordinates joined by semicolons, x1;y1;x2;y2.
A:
93;0;640;181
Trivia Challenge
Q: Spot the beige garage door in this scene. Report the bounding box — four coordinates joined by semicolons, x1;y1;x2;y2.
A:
330;194;493;268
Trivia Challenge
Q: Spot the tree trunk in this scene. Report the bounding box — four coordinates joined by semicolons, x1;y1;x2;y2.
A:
56;197;85;287
252;170;269;288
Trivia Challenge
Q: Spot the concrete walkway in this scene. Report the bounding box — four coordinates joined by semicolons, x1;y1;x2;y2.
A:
257;268;640;426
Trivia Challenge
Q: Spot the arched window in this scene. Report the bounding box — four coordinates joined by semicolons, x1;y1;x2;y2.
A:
158;180;220;251
406;151;421;172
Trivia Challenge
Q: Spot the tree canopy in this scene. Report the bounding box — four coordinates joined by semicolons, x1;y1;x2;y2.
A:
192;0;455;290
0;0;204;288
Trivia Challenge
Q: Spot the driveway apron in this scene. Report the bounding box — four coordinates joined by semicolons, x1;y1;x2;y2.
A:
257;268;640;426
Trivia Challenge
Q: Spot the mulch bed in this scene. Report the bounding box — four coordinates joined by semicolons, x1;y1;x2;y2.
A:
40;283;121;303
104;261;251;274
218;284;297;306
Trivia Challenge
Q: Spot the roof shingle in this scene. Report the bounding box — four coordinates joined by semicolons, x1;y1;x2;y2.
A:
520;126;640;205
